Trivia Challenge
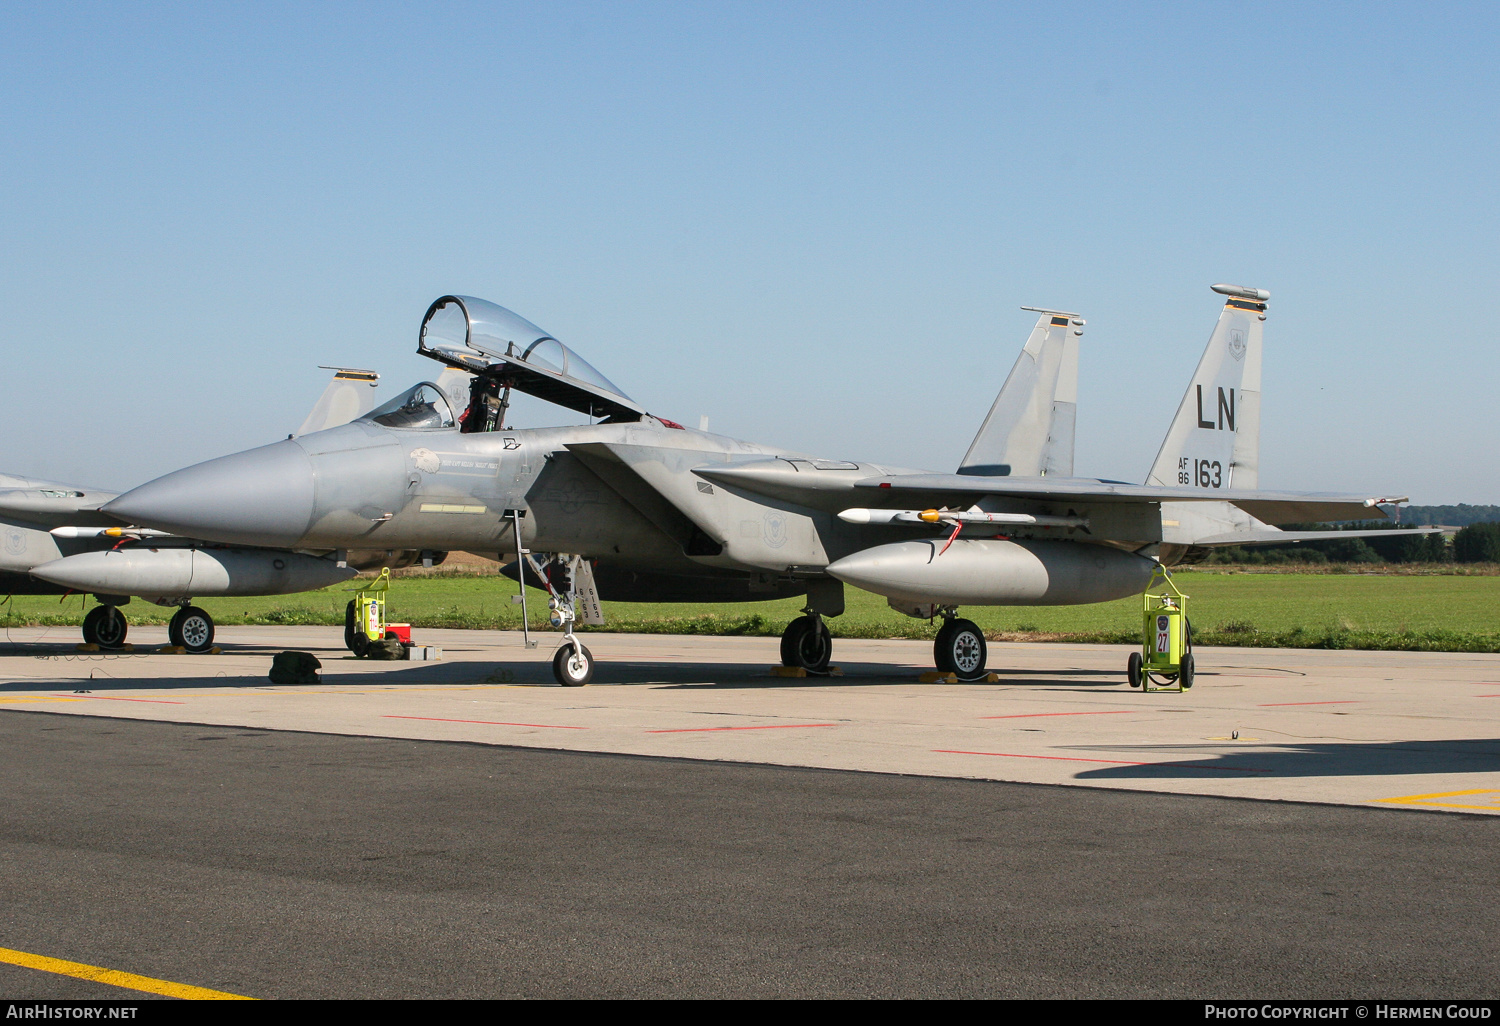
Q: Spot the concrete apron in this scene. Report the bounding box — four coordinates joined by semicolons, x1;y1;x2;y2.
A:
3;625;1499;816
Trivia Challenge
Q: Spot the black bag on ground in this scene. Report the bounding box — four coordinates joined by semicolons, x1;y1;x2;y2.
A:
269;650;322;685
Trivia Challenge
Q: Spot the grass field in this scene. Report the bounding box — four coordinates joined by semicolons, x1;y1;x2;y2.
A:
5;568;1498;652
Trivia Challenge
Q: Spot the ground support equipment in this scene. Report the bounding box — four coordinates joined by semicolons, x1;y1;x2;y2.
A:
1129;565;1194;692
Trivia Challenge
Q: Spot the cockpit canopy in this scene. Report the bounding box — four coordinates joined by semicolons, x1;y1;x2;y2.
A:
362;382;455;430
417;295;646;422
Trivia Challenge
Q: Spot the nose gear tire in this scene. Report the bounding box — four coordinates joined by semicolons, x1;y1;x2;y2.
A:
553;642;594;686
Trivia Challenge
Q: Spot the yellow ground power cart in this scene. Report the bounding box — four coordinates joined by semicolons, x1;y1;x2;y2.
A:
1128;565;1194;692
344;568;399;658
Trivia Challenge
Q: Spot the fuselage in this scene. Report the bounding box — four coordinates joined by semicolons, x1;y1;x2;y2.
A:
104;405;1161;608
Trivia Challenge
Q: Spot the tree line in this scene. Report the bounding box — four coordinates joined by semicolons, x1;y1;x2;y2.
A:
1199;521;1500;565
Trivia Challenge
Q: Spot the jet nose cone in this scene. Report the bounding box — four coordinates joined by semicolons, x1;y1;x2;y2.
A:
104;440;316;547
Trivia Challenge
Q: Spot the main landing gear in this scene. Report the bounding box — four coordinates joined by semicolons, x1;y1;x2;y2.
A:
79;602;215;653
934;615;989;681
780;613;832;673
168;605;216;653
82;605;128;648
777;581;845;675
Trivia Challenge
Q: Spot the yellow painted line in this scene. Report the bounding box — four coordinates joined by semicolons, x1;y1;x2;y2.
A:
1375;789;1500;812
0;945;252;1000
0;697;84;704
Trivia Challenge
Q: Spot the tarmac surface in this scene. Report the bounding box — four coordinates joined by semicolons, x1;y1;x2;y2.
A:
1;625;1498;998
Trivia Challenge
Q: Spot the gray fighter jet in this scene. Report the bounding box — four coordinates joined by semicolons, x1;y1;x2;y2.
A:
3;368;384;650
102;287;1420;683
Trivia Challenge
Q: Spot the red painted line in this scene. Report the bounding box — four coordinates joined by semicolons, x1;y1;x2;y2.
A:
1478;695;1500;699
53;694;185;705
1257;701;1358;707
934;749;1271;774
384;715;586;730
646;723;839;734
981;710;1135;720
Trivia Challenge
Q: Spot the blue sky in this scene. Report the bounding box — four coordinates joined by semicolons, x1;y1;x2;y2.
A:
2;2;1495;503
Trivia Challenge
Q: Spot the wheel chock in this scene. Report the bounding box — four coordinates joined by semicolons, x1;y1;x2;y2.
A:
75;643;99;653
919;671;1001;683
770;666;843;678
208;646;222;655
156;645;187;655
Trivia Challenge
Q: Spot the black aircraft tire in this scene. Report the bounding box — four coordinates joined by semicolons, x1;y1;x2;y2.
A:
780;617;832;672
83;605;128;649
169;606;215;653
933;620;961;673
939;618;988;681
553;643;594;686
780;617;832;673
779;618;805;667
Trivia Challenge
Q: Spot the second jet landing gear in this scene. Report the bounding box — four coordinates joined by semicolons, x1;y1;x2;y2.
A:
934;615;988;682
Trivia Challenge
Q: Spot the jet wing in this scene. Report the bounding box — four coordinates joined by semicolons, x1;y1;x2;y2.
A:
1190;527;1442;547
691;462;1403;525
846;474;1402;525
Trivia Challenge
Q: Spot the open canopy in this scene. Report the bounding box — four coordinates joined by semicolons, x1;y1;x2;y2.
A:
417;295;647;422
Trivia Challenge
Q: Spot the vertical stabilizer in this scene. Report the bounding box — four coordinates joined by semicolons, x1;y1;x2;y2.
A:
959;308;1082;477
296;367;380;436
1145;284;1266;491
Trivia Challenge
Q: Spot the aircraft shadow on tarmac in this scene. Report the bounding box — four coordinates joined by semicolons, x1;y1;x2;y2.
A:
5;644;1150;693
1065;739;1500;781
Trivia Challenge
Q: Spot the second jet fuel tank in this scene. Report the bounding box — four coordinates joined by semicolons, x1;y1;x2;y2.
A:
825;538;1155;607
31;548;355;602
